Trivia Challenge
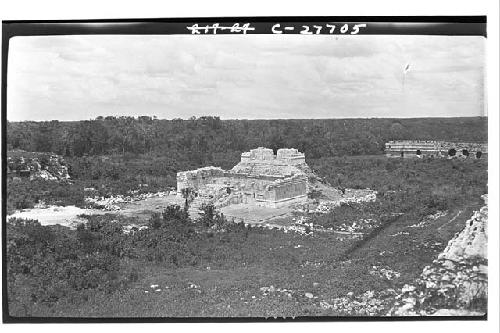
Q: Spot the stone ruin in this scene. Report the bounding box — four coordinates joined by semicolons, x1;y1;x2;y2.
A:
391;194;488;316
7;151;71;181
177;147;310;209
385;141;488;159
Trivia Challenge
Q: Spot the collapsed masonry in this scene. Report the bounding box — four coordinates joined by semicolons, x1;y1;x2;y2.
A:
385;141;488;159
177;147;311;209
7;151;71;181
391;194;488;316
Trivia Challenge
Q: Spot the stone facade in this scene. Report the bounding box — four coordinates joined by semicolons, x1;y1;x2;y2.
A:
240;147;306;165
385;141;487;159
177;147;309;208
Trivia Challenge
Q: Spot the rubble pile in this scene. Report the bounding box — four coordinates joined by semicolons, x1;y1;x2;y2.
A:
312;189;377;214
84;191;173;211
319;290;398;316
282;224;312;235
369;265;401;281
271;223;312;235
238;221;313;235
143;283;171;294
7;151;70;181
292;217;367;236
293;206;379;236
189;185;233;213
301;261;323;268
390;195;488;316
335;218;379;233
409;210;448;228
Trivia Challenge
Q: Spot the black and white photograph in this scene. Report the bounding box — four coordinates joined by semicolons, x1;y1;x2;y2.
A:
1;13;496;324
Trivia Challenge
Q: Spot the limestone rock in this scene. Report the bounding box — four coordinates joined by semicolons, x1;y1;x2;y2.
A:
390;195;488;316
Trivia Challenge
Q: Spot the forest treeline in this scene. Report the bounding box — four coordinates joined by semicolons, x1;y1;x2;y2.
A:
7;116;487;160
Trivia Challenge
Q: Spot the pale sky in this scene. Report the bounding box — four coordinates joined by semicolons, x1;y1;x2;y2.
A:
7;34;486;121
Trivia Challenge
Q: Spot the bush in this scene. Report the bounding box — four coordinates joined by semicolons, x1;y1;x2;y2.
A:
7;217;130;313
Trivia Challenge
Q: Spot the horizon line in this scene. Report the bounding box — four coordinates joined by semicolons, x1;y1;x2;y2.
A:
6;115;488;122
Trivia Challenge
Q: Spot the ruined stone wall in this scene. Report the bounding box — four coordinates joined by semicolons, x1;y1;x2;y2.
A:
176;166;225;193
219;174;277;196
438;142;488;158
240;147;275;163
271;175;308;201
276;148;306;165
258;175;308;208
179;172;308;208
240;147;306;165
385;141;487;159
176;147;309;208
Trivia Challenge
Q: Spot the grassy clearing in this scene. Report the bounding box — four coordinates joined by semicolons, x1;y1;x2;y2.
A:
25;204;477;318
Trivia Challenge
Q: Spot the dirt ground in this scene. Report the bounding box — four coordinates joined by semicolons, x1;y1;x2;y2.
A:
117;195;184;222
7;194;185;227
8;205;100;227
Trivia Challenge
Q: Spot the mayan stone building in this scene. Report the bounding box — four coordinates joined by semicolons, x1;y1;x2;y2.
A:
177;147;310;208
385;141;487;159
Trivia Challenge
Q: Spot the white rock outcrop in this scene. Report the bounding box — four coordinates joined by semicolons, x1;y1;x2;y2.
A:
391;195;488;316
438;195;487;261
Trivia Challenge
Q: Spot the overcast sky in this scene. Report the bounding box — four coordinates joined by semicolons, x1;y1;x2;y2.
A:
7;34;485;121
